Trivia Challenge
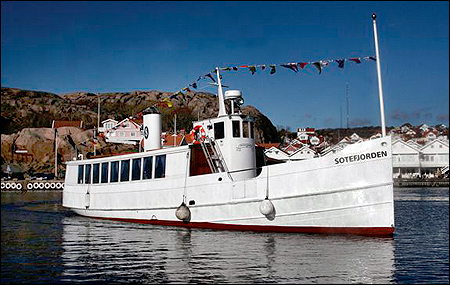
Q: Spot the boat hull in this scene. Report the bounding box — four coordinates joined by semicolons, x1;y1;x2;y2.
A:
63;136;394;237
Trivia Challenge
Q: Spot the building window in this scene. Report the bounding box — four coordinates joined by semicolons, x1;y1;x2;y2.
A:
101;162;109;183
131;132;136;137
232;120;240;138
143;156;153;180
85;164;91;184
155;155;166;178
78;165;84;184
120;160;130;182
214;122;225;140
110;161;119;182
132;158;141;181
93;163;100;184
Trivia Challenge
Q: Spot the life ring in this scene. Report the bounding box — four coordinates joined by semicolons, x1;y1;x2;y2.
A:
16;183;23;190
44;182;51;189
5;182;11;189
27;183;33;190
56;182;62;189
50;182;56;189
38;183;45;189
11;183;17;189
191;125;206;144
33;182;40;189
1;182;5;189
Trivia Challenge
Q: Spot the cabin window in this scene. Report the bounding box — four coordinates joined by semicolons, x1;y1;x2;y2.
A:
110;161;119;182
232;121;240;138
78;165;84;184
250;122;254;138
132;158;141;181
101;162;109;183
84;164;91;184
120;160;130;182
214;122;225;140
155;155;166;178
143;156;153;180
243;121;249;138
92;163;100;184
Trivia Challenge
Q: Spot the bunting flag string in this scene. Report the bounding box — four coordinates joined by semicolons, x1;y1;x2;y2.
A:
166;55;376;104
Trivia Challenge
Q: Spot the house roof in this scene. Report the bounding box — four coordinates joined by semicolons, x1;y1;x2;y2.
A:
101;118;118;124
162;133;194;146
256;143;281;149
52;120;83;129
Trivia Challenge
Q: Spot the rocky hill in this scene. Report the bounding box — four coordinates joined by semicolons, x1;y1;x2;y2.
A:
1;87;279;176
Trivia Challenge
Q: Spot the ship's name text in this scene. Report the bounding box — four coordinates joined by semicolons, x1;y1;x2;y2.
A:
334;150;388;165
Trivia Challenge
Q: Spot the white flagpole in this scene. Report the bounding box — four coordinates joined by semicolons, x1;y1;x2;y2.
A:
372;13;387;137
216;68;227;117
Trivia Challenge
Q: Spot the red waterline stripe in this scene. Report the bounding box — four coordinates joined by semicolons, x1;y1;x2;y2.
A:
92;216;395;237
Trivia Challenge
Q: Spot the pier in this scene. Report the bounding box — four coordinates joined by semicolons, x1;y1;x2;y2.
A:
394;178;449;187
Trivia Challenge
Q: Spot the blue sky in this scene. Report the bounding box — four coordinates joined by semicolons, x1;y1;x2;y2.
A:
1;1;449;130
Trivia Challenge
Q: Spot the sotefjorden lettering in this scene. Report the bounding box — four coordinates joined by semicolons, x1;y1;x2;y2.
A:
334;150;388;165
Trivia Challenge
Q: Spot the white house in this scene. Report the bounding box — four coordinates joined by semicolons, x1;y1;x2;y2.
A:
288;145;316;160
264;146;290;161
104;118;142;145
99;118;118;133
350;133;363;143
320;143;346;157
419;139;449;176
391;139;421;178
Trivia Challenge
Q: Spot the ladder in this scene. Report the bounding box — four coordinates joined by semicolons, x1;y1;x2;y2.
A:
200;137;228;174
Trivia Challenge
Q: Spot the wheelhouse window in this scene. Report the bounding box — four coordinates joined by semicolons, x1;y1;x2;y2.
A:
92;163;100;184
143;156;153;180
84;164;91;184
120;160;130;182
250;122;254;138
101;162;109;183
243;121;249;138
232;120;240;138
214;122;225;140
78;165;84;184
110;161;119;182
132;158;141;181
155;155;166;178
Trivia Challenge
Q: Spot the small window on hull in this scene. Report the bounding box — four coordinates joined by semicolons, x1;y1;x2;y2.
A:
110;161;119;182
101;162;109;183
155;155;166;178
85;164;91;184
120;160;130;182
143;156;153;180
132;158;141;181
78;165;84;184
93;163;100;184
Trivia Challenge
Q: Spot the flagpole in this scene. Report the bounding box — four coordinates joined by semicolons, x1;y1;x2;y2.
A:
372;13;387;137
216;68;227;117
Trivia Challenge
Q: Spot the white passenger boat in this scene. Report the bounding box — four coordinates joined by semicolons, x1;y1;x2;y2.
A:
63;14;394;236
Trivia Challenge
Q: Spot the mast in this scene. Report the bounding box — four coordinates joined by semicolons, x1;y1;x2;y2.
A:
216;68;227;117
372;13;387;137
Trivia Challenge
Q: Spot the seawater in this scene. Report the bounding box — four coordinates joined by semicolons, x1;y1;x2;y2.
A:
1;187;448;284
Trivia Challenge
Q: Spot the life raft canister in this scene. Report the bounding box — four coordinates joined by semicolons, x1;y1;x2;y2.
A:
191;125;206;144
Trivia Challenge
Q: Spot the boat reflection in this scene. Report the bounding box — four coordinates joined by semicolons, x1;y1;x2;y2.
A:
61;216;395;283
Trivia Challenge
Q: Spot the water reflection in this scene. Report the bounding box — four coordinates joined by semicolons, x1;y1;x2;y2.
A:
60;215;395;283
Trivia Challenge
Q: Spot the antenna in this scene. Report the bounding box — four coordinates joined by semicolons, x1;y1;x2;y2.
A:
346;83;349;129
